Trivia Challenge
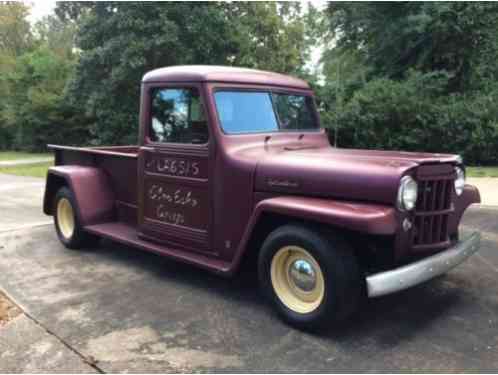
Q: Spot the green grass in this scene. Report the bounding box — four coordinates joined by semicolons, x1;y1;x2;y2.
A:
466;166;498;178
0;151;51;161
0;161;53;178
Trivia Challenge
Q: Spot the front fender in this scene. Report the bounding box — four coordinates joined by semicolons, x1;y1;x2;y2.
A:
228;196;397;275
44;166;115;226
252;197;397;235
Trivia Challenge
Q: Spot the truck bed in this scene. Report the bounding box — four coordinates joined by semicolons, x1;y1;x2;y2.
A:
48;144;139;225
48;144;139;158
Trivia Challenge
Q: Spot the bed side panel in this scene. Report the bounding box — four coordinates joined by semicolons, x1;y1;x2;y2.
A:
52;147;139;225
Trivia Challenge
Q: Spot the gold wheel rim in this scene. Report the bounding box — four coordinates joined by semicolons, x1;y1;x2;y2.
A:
270;246;325;314
57;198;75;239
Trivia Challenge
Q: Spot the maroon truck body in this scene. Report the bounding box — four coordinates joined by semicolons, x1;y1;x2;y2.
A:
43;66;481;327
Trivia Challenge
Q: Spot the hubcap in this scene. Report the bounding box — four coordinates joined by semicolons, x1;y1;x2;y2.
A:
288;259;317;292
270;246;325;314
57;198;75;239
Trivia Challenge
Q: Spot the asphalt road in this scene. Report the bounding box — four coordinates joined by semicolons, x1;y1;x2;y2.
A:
0;173;497;372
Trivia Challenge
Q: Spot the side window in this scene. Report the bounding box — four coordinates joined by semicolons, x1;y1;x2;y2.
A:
150;88;208;144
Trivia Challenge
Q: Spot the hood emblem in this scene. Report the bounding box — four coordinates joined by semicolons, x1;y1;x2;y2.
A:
267;178;299;188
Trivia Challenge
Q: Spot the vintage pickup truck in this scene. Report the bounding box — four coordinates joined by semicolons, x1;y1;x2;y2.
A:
44;65;481;329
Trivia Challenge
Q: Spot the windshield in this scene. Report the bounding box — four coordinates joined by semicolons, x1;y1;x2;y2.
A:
214;91;318;134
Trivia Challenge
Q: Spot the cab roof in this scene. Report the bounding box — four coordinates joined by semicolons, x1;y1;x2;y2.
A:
142;65;310;90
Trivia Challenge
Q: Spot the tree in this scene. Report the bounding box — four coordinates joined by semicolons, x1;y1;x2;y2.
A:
0;1;33;57
1;10;89;151
57;2;312;145
318;2;498;164
34;13;77;60
326;2;498;92
0;1;34;149
226;2;310;75
2;45;88;150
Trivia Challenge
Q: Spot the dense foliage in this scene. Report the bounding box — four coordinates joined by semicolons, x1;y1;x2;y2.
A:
320;2;498;164
56;2;312;145
330;72;498;164
0;2;497;164
0;2;89;151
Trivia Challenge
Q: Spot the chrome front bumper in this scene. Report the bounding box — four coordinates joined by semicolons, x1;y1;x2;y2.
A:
366;231;481;298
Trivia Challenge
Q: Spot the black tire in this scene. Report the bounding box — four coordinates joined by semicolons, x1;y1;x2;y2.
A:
53;186;93;249
258;224;363;330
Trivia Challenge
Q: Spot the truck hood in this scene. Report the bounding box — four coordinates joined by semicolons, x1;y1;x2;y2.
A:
254;145;459;205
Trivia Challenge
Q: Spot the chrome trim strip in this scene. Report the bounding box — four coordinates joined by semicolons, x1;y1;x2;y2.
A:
367;231;481;298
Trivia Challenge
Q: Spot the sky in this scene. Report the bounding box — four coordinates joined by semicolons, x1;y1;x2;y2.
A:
27;0;56;24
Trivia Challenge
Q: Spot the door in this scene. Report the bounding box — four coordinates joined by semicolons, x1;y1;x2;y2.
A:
138;85;212;253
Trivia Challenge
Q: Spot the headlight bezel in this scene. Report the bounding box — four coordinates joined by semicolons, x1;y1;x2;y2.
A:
454;166;465;196
397;175;418;211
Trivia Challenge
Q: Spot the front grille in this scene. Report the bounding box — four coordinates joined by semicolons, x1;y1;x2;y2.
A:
412;172;455;250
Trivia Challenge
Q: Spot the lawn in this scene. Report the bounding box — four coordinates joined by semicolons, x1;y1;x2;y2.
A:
0;151;51;161
466;166;498;178
0;161;53;178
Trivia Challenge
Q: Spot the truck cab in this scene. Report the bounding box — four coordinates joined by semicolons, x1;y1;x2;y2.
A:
44;66;481;329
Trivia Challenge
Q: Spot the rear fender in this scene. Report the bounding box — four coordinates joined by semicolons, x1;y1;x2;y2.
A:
228;196;397;275
44;166;115;226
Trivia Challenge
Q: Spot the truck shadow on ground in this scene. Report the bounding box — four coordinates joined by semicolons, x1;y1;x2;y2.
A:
93;238;462;346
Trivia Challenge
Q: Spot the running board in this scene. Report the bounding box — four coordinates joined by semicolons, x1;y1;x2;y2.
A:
84;222;231;275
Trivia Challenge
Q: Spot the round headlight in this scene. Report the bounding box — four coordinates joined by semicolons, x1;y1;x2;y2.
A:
454;167;465;196
397;176;418;211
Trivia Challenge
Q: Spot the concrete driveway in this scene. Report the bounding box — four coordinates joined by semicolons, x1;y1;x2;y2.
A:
1;173;498;372
0;173;52;233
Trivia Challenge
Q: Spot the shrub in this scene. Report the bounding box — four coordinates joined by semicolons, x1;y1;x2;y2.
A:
323;72;498;165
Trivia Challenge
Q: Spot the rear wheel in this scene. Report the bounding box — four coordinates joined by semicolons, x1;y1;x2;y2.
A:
258;224;363;330
54;187;93;249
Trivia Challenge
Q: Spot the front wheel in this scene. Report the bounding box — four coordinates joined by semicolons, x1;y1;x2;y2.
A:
53;187;93;249
258;224;363;330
